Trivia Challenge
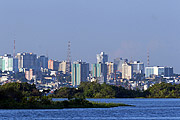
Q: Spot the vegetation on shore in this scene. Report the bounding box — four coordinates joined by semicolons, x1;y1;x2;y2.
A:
51;82;146;98
146;82;180;98
52;82;180;99
0;82;131;109
1;81;179;109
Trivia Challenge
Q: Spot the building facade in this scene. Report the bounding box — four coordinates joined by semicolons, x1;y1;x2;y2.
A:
48;59;59;71
71;61;89;87
97;52;108;63
122;62;133;80
16;52;38;71
92;63;107;84
145;66;173;78
130;61;144;74
59;61;71;74
114;58;128;72
0;54;18;72
37;55;48;70
25;69;34;80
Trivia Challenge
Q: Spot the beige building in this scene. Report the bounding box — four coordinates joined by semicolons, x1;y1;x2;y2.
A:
122;62;133;80
106;62;115;81
25;69;34;80
59;61;67;74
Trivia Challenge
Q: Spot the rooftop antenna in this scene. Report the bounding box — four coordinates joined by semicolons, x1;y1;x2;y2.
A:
66;41;71;73
147;49;150;66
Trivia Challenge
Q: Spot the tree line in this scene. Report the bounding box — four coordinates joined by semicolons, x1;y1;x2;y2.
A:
1;82;180;108
52;82;146;98
52;82;180;98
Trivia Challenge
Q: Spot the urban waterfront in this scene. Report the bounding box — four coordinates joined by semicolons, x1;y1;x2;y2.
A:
1;98;180;120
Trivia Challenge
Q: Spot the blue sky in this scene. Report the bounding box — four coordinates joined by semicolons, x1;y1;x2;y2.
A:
0;0;180;72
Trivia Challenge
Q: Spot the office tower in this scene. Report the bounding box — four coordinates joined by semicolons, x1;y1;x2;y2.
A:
37;55;48;70
59;61;71;74
0;57;2;71
145;66;164;78
92;64;97;78
92;63;107;84
107;62;115;74
145;66;173;78
122;62;133;80
114;58;128;72
130;61;144;74
164;67;173;77
106;62;115;78
71;60;89;87
106;62;115;83
97;52;108;63
16;52;38;71
48;59;54;70
1;54;18;72
48;59;60;71
129;61;144;80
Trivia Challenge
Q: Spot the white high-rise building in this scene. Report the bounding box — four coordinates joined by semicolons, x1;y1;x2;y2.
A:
0;54;18;72
97;52;108;63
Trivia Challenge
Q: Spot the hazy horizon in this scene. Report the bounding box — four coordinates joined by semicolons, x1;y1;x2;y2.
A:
0;0;180;72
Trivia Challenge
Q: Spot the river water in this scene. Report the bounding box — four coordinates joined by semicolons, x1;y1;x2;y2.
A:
1;98;180;120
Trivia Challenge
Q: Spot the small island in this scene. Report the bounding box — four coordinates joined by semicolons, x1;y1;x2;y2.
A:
0;82;131;109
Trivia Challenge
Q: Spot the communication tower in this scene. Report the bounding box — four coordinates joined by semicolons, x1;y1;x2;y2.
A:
147;50;150;66
66;41;71;74
13;40;15;58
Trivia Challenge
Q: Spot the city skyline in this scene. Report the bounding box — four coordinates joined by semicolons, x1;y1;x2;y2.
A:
0;0;180;72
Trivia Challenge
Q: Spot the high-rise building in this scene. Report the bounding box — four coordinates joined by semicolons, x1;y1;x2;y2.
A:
122;62;133;80
48;59;60;71
16;52;38;71
130;61;144;74
106;62;115;83
164;67;173;77
92;64;97;78
48;59;54;70
37;55;48;70
129;61;144;80
107;62;115;74
114;58;128;72
59;61;71;74
145;66;173;78
71;60;89;87
97;52;108;63
25;69;34;80
0;57;2;71
1;54;18;72
92;63;107;84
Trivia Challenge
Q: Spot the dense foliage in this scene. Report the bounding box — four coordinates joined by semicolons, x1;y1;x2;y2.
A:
146;82;180;98
0;82;41;102
2;82;180;109
0;82;128;109
52;82;145;98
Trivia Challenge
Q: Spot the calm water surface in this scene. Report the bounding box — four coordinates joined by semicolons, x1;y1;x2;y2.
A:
1;98;180;120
